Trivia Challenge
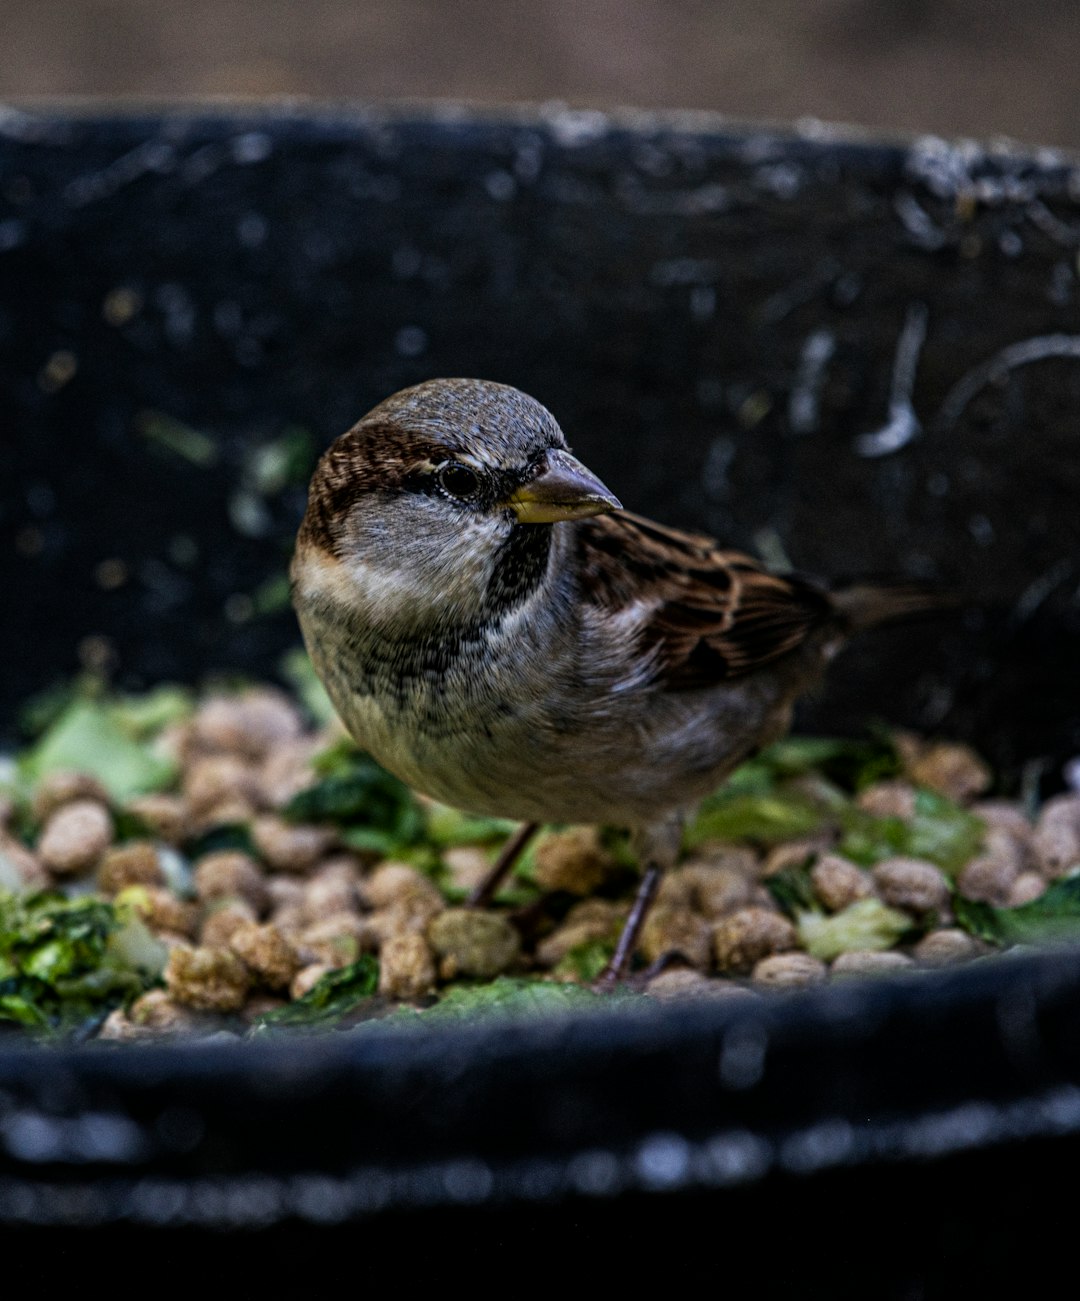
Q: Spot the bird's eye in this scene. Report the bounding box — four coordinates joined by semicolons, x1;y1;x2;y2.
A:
437;463;481;500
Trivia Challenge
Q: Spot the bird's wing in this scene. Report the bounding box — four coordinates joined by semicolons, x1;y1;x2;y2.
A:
576;511;833;689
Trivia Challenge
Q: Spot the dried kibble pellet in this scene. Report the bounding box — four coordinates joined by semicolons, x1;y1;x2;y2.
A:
913;928;982;967
359;866;444;935
259;742;324;811
183;754;262;819
229;921;302;991
271;904;309;939
442;846;491;892
428;908;521;980
645;968;757;1001
193;850;270;914
267;876;306;910
129;989;198;1034
901;738;992;804
762;836;834;878
97;1010;148;1042
872;857;950;914
679;859;758;918
639;905;712;970
302;860;362;921
251;814;335;873
0;834;49;890
535;899;623;967
855;781;918;821
713;907;796;975
200;899;258;949
831;949;915;977
378;932;437;1001
118;885;199;938
973;801;1032;842
299;912;369;967
32;770;110;823
533;827;613;895
165;945;251;1012
1032;795;1080;879
189;689;303;761
752;952;828;988
362;862;444;910
124;793;190;844
37;799;112;875
811;854;873;912
97;841;164;894
655;870;695;909
957;854;1019;906
1006;872;1047;907
982;826;1028;874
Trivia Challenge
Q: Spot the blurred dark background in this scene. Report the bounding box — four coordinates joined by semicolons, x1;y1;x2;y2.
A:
3;0;1080;151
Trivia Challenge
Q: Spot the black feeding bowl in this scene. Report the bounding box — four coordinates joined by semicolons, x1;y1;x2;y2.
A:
2;104;1080;1281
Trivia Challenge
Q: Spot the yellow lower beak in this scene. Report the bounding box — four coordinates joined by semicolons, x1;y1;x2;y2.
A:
505;448;622;524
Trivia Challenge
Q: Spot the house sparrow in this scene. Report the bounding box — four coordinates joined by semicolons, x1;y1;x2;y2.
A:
291;378;938;985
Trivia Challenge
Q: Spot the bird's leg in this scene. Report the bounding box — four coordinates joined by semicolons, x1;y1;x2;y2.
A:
594;818;683;991
466;821;540;908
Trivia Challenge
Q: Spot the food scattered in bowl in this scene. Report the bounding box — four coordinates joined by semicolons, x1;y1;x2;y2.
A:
1;654;1077;1042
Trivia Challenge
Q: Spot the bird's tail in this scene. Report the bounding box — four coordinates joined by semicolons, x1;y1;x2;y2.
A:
829;581;958;633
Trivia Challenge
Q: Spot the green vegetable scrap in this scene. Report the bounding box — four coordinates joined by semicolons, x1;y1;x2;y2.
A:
285;745;425;856
839;790;984;874
796;898;914;963
553;938;615;984
764;863;819;915
252;955;379;1032
766;863;913;962
0;891;165;1035
685;788;826;849
0;647;1066;1042
417;976;611;1022
954;872;1080;947
751;734;901;790
20;697;178;803
423;803;517;849
685;735;914;851
108;686;194;740
184;823;256;860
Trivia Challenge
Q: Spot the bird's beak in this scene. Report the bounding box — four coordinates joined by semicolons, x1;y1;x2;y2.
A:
504;448;622;524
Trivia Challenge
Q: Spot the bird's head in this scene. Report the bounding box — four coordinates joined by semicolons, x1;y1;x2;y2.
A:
291;378;620;629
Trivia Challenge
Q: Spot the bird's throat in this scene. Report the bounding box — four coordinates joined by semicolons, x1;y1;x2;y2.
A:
483;523;555;619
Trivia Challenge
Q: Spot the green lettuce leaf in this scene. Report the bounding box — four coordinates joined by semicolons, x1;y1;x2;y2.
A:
252;956;380;1032
797;897;913;962
954;873;1080;947
20;699;176;802
839;790;984;874
0;891;164;1037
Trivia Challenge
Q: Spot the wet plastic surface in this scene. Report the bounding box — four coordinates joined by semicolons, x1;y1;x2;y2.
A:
2;105;1080;1277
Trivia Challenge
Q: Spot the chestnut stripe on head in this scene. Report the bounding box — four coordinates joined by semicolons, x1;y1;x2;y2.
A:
298;420;452;556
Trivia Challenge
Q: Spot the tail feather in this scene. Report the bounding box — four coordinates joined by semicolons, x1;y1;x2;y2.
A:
830;581;958;633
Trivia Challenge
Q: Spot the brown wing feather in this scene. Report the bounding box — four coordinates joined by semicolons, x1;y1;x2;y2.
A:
577;511;832;689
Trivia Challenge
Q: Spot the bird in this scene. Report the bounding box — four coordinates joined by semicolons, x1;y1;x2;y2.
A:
291;377;941;986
